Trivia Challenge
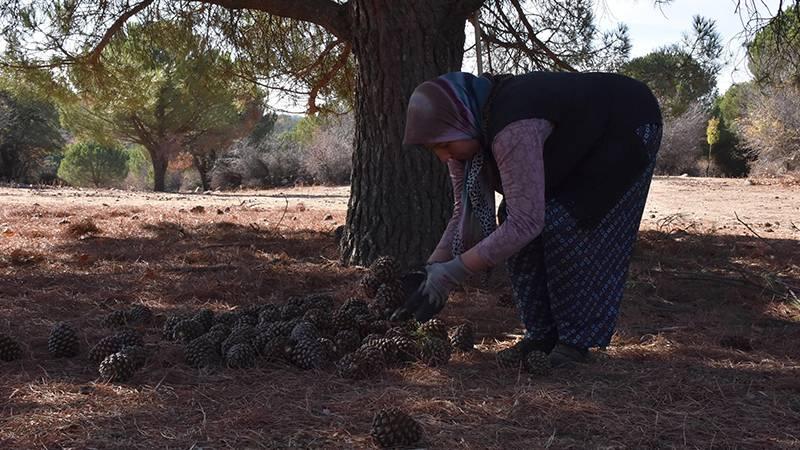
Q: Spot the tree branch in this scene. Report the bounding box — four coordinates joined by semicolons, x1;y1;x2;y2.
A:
488;1;550;69
307;42;352;114
86;0;156;65
192;0;351;40
507;0;576;72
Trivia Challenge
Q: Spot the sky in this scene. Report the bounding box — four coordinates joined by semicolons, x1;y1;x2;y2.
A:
591;0;785;93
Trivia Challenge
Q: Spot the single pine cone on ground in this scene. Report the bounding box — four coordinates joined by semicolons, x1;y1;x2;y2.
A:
99;352;138;382
370;408;423;448
0;333;23;362
418;319;448;341
225;343;256;369
127;304;154;324
48;323;80;358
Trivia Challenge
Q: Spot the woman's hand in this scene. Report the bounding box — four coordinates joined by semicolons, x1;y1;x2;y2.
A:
416;256;474;320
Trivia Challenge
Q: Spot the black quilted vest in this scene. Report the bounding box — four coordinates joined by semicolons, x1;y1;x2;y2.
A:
482;71;662;225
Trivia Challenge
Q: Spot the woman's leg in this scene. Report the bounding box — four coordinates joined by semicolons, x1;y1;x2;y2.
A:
507;238;557;344
543;124;662;351
500;202;557;351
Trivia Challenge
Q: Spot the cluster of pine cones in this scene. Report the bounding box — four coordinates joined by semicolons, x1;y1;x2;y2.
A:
0;256;485;448
0;257;475;386
158;256;476;378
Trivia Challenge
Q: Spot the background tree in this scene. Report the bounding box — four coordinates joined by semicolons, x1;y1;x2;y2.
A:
620;16;721;117
747;5;800;86
0;89;64;183
706;85;752;177
303;114;354;185
60;20;263;191
185;100;264;191
57;141;129;187
654;102;710;176
706;117;720;176
738;83;800;175
732;6;800;176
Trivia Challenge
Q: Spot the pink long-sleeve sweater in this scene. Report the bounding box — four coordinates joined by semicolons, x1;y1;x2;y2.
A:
433;118;554;267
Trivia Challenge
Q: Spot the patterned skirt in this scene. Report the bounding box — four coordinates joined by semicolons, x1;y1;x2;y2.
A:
501;123;662;349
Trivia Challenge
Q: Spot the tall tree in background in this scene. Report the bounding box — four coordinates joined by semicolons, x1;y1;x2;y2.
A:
0;89;64;182
747;4;800;86
738;5;800;174
61;20;262;191
620;16;721;117
185;101;263;191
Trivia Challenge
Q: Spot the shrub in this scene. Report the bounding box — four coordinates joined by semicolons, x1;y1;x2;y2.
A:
303;114;353;185
656;102;709;175
209;113;353;189
57;141;129;187
211;136;310;189
738;83;800;176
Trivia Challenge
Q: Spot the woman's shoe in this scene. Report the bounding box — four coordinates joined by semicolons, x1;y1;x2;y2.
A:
512;333;557;355
496;332;557;368
549;343;590;368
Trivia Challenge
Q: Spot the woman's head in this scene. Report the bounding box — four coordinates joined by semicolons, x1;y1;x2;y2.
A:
403;72;491;161
427;140;481;163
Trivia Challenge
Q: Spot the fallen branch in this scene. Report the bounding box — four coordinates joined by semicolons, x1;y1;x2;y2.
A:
733;211;776;251
272;195;290;236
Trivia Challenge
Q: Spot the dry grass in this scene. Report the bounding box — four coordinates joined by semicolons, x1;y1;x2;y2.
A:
1;187;799;449
64;217;101;237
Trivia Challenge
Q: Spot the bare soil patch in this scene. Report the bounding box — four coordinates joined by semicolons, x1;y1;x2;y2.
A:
1;178;798;448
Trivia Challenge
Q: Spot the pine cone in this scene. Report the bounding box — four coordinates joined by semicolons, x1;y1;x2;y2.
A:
370;408;422;448
0;333;23;362
47;323;80;358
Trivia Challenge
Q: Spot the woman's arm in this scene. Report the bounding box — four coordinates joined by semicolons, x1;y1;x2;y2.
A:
427;159;465;264
461;118;553;272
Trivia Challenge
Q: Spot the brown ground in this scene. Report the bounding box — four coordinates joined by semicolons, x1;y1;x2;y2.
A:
1;177;798;449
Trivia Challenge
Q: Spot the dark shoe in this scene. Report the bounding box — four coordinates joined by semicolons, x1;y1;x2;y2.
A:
549;343;590;368
512;331;558;355
497;332;557;369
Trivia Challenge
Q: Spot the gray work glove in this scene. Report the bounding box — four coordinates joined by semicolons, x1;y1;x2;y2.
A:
415;256;474;321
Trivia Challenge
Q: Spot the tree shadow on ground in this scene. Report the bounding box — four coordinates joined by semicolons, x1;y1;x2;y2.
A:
1;222;798;448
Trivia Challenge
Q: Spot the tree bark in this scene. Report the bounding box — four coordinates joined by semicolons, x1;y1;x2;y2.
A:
193;153;214;191
340;0;470;269
148;147;169;192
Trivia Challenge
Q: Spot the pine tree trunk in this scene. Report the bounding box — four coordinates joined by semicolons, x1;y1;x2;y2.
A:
149;148;168;192
341;0;469;269
193;154;213;191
